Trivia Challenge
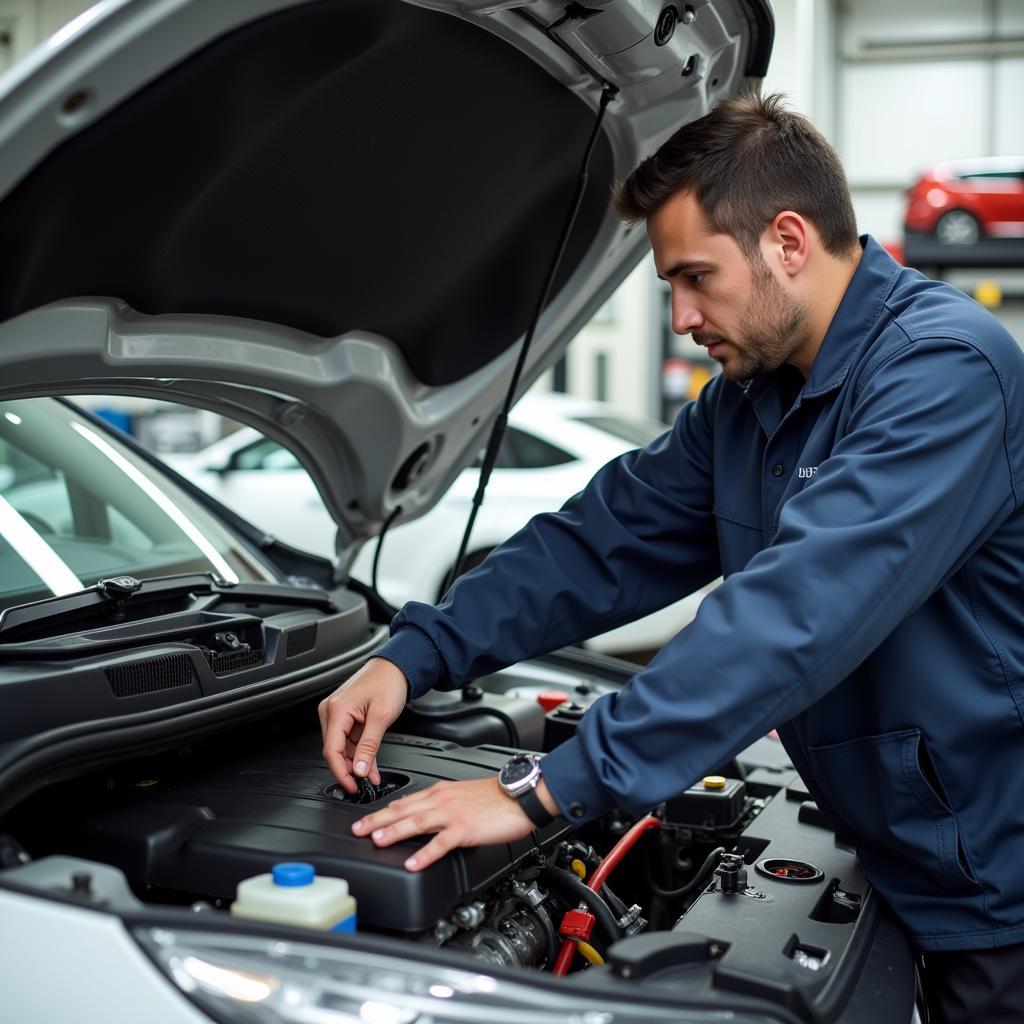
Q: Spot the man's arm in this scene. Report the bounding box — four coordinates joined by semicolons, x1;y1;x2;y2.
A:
320;389;722;787
379;389;722;698
355;334;1019;867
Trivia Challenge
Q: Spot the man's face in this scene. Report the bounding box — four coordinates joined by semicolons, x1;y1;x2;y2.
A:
648;190;809;382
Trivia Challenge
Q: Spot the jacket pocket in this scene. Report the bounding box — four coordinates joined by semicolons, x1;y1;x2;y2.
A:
807;728;981;893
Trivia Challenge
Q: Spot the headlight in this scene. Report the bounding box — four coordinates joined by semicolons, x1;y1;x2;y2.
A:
135;925;603;1024
133;926;756;1024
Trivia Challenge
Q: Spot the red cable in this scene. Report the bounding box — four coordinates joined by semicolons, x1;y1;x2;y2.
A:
552;815;661;975
552;936;577;976
588;815;661;892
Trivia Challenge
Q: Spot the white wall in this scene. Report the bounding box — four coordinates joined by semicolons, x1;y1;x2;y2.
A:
995;56;1024;153
761;0;837;138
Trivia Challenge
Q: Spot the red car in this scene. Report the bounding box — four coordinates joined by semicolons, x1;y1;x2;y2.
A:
903;157;1024;245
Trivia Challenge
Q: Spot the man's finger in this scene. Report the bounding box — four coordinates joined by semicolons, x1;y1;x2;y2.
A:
340;739;380;789
327;752;358;794
323;705;361;792
404;830;455;872
367;810;446;848
353;788;435;834
352;712;389;778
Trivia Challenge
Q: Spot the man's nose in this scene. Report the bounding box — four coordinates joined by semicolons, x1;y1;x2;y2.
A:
672;297;704;335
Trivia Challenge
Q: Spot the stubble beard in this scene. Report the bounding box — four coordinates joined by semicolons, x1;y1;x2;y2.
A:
695;255;809;383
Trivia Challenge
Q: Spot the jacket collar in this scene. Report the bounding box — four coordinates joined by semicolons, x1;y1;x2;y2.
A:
802;234;901;397
742;235;901;413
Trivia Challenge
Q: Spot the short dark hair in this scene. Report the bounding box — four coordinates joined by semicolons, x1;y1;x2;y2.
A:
613;92;858;260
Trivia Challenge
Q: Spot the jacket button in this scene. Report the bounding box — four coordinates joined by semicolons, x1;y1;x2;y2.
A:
771;463;785;477
569;802;586;819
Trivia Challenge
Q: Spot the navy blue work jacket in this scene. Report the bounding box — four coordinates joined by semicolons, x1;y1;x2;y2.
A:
378;237;1024;950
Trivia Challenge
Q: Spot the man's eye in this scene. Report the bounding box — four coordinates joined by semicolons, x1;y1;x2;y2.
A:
687;273;705;286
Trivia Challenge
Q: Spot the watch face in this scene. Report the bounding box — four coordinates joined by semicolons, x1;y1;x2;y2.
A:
500;754;538;791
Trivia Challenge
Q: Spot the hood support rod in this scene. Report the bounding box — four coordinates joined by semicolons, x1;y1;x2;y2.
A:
441;83;617;595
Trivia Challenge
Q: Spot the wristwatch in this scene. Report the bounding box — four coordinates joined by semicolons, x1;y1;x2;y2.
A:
498;753;555;828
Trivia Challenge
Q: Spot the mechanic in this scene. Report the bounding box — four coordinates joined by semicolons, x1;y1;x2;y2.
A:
319;93;1024;1022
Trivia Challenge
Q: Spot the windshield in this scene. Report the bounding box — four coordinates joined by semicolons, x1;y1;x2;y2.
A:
0;398;274;611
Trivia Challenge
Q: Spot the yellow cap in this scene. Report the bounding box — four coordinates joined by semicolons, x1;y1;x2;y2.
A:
975;280;1002;309
702;775;726;790
570;858;587;879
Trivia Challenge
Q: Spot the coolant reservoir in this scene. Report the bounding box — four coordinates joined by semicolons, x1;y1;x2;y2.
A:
231;862;357;932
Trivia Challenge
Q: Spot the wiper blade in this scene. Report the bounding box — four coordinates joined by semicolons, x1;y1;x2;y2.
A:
0;572;336;646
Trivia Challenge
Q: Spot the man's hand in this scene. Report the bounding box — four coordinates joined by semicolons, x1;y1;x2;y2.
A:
352;777;557;872
318;657;409;794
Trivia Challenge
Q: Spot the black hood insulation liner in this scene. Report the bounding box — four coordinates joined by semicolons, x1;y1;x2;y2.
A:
0;0;614;388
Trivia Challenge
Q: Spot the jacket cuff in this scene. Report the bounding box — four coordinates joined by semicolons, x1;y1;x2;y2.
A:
374;627;441;699
541;735;617;825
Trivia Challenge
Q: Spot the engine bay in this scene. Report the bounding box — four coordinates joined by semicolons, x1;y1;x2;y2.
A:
0;669;916;1020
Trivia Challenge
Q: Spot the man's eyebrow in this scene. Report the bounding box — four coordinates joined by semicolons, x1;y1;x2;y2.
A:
656;259;711;281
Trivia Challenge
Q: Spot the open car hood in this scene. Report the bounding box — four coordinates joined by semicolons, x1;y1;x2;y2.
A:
0;0;771;563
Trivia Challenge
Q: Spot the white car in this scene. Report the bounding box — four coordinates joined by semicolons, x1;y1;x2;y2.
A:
166;393;715;655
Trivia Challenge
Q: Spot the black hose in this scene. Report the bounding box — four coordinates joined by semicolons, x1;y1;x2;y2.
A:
539;866;622;943
601;883;630;920
649;846;726;900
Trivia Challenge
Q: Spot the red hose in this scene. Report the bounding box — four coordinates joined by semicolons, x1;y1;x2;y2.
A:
552;935;577;975
552;814;661;975
588;815;661;892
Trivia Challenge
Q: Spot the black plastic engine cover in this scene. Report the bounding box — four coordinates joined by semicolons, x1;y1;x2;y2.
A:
64;733;570;933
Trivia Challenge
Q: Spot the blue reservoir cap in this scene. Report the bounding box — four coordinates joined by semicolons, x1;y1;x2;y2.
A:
272;862;315;887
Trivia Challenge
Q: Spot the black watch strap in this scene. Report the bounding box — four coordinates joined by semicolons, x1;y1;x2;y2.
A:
517;784;555;828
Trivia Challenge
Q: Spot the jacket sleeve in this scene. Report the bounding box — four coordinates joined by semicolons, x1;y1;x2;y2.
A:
374;384;723;696
541;336;1020;822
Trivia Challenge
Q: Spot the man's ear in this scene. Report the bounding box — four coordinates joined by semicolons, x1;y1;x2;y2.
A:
762;211;810;278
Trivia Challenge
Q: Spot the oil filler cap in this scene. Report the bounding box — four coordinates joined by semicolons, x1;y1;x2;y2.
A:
755;858;824;884
702;776;726;790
